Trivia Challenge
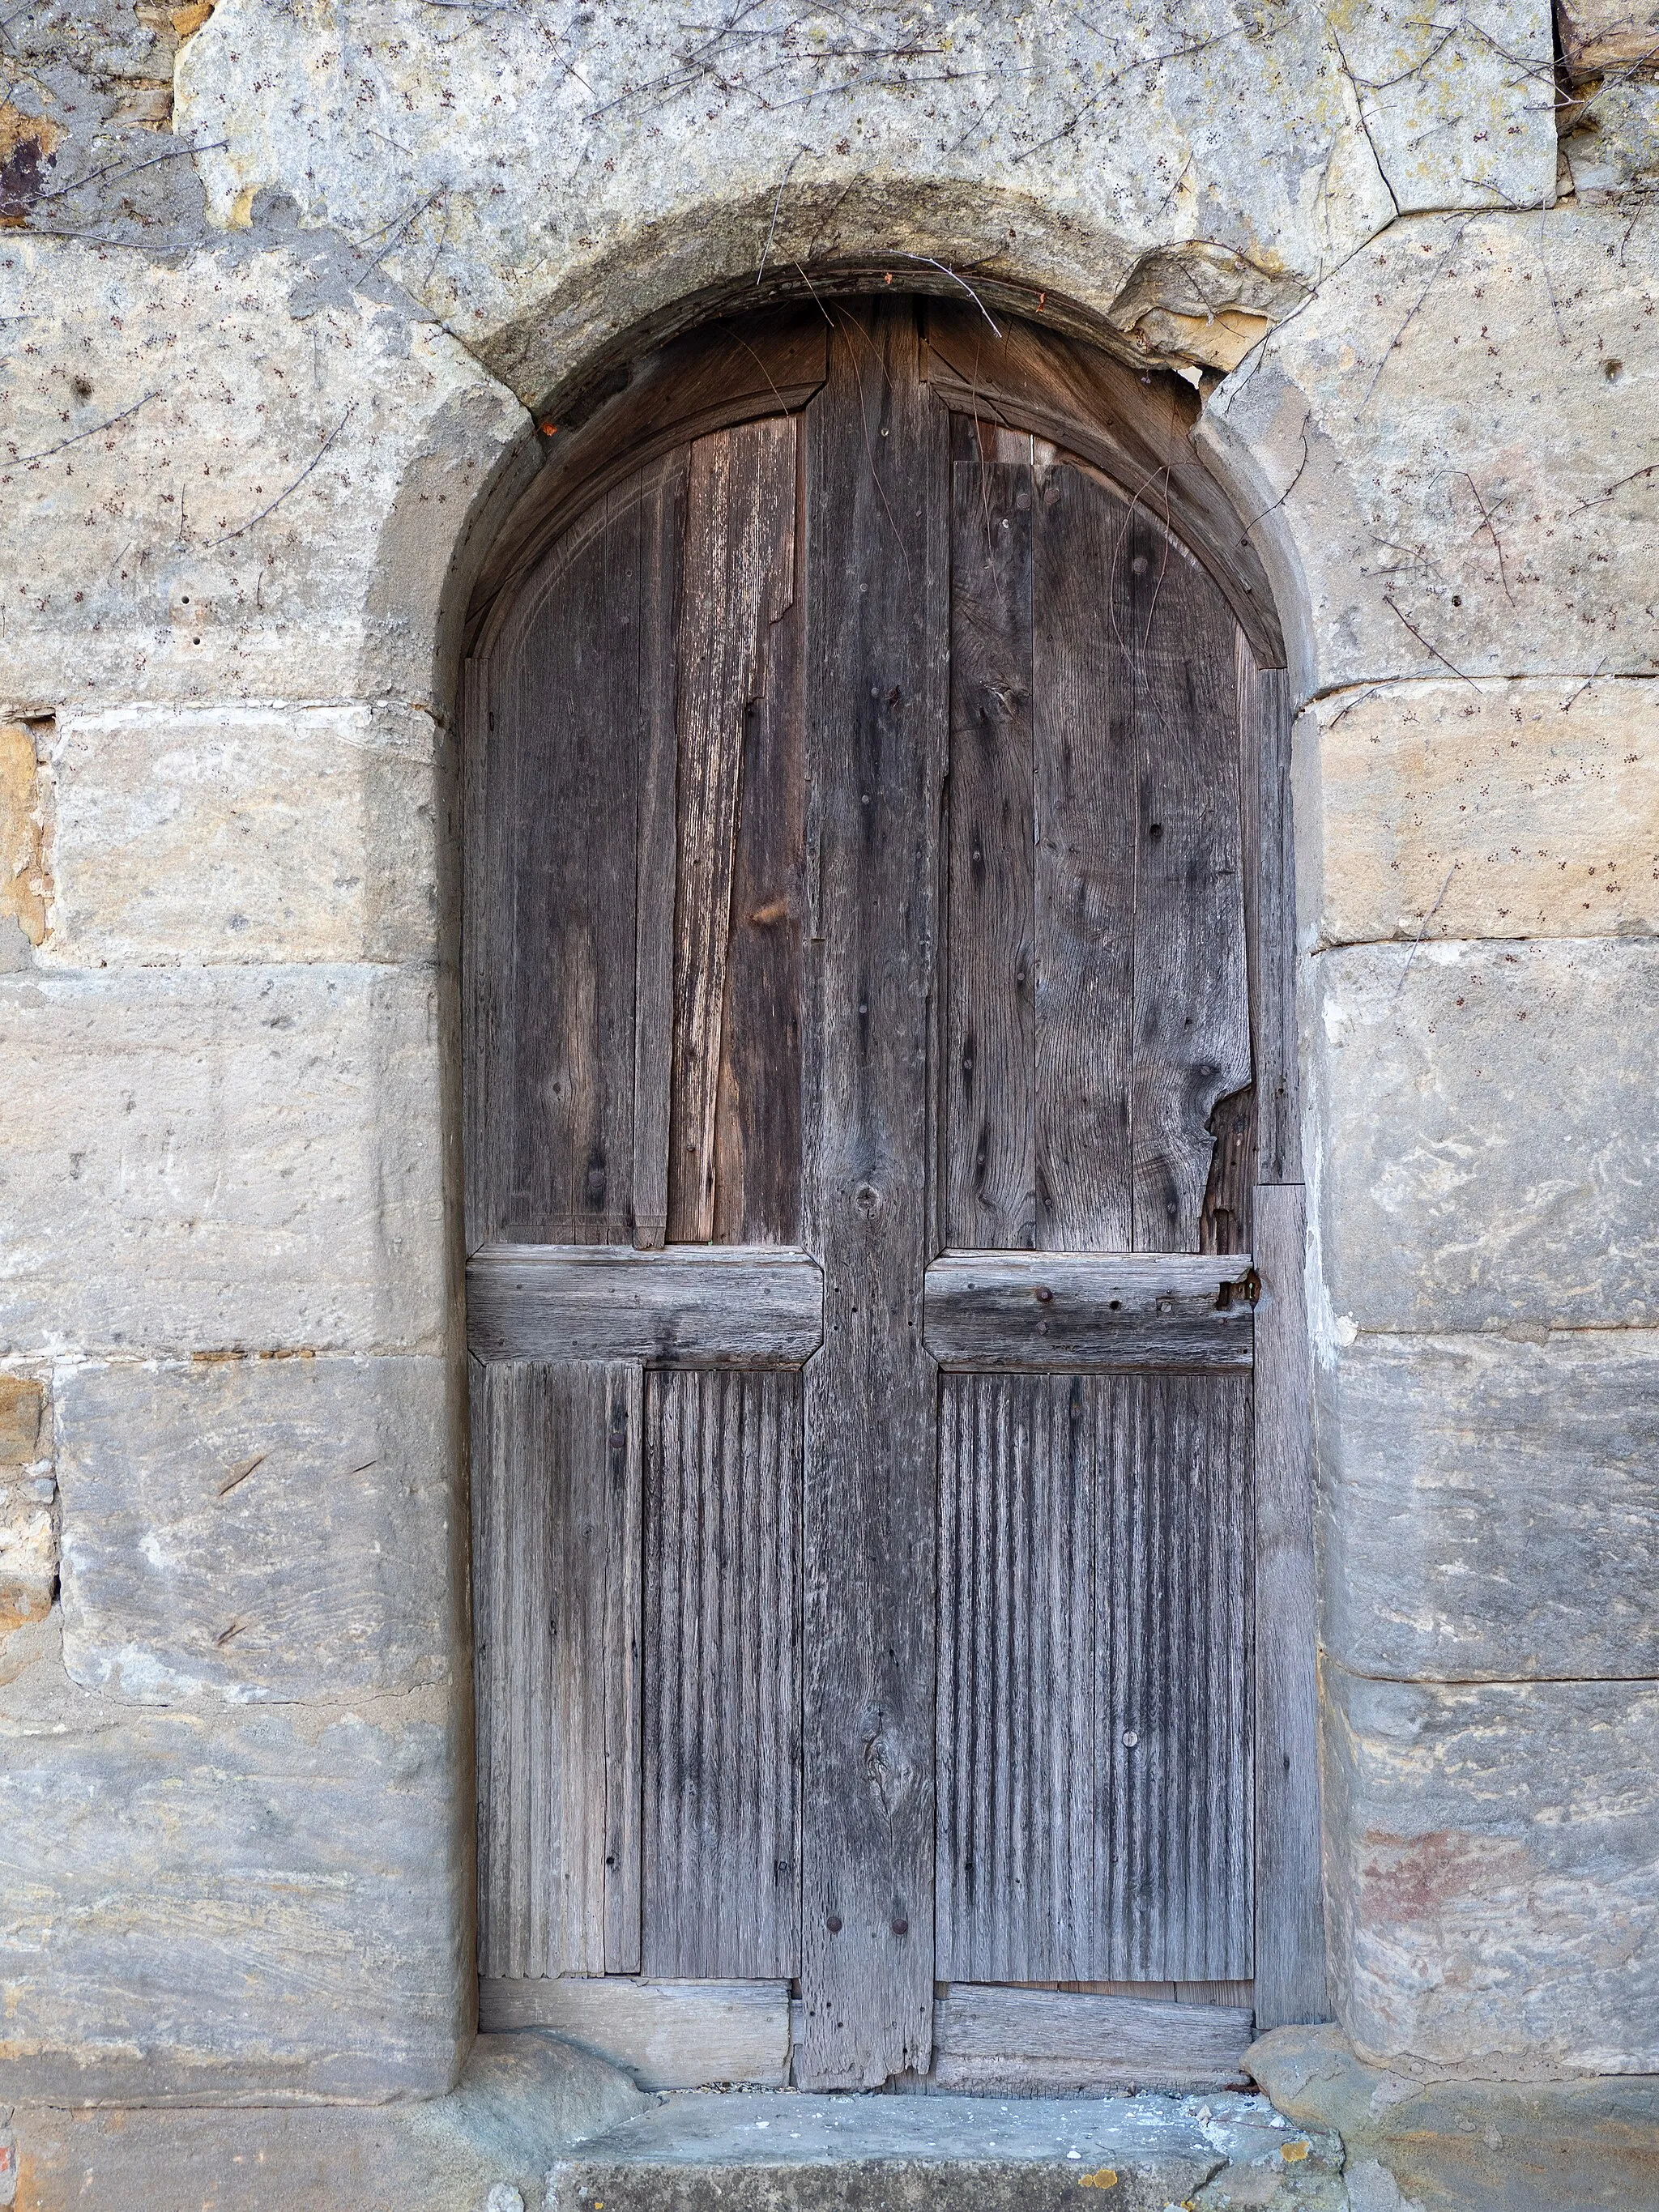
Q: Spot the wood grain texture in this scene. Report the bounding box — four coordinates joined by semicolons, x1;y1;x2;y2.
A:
1030;461;1135;1250
936;1370;1253;1985
467;1244;824;1367
472;1359;641;1979
643;1368;802;1978
923;1251;1255;1372
1240;646;1301;1187
797;300;945;2090
669;419;799;1243
1251;1183;1328;2027
930;1984;1252;2091
1123;503;1252;1253
481;1975;790;2089
945;454;1036;1250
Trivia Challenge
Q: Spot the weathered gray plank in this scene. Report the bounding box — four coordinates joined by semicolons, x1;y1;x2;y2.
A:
472;1360;641;1980
936;1371;1253;1984
798;300;944;2090
480;1976;789;2090
642;1369;802;1977
927;1984;1252;2094
923;1251;1255;1372
1240;646;1301;1186
467;1244;824;1366
630;458;688;1251
945;455;1036;1251
1252;1183;1328;2027
1124;506;1252;1252
668;419;799;1244
1030;462;1135;1249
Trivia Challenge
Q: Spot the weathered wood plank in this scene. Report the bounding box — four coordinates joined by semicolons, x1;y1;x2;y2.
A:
1124;505;1252;1253
472;1361;641;1979
669;420;799;1243
630;458;688;1251
945;455;1036;1251
1030;462;1135;1251
927;1984;1252;2093
642;1368;803;1978
467;1245;824;1366
798;300;944;2090
936;1372;1253;1984
480;1976;790;2091
1252;1183;1328;2027
923;1251;1255;1372
1240;646;1301;1187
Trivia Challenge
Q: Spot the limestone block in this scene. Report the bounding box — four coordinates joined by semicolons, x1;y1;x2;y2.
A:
174;2;1554;407
1311;938;1659;1332
0;965;449;1356
1561;75;1659;199
0;1643;468;2100
1201;212;1659;696
41;704;441;969
1320;1329;1659;1678
1299;676;1659;946
57;1355;458;1705
1324;1667;1659;2072
0;237;526;710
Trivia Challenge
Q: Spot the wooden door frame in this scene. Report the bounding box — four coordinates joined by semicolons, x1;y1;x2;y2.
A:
462;291;1328;2080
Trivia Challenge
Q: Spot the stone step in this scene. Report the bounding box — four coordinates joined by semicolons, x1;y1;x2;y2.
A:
549;2086;1346;2212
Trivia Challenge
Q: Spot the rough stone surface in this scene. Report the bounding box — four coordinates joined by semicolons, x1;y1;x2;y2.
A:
0;1613;469;2103
0;720;51;964
550;2087;1346;2212
0;965;449;1357
0;236;527;710
40;705;441;969
9;2031;646;2211
1558;0;1659;76
57;1354;458;1705
1202;212;1659;699
173;2;1555;404
1311;937;1659;1333
1320;1328;1659;1681
0;1372;53;1638
1322;1667;1659;2074
1298;677;1659;946
1561;75;1659;201
1249;2024;1659;2212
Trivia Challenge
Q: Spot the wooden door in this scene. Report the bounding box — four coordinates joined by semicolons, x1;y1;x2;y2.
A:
464;298;1324;2094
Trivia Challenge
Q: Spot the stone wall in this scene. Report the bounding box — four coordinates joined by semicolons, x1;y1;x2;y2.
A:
1;0;1655;2107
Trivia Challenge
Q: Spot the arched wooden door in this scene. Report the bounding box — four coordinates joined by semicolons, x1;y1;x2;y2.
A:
464;297;1324;2092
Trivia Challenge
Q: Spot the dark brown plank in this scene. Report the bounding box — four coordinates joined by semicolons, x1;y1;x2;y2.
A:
945;455;1036;1251
467;1244;823;1367
797;300;944;2090
669;419;799;1243
471;1359;641;1978
1124;505;1252;1252
923;1251;1255;1372
1252;1183;1328;2027
1030;464;1135;1250
1240;646;1301;1186
936;1371;1252;1985
642;1368;803;1978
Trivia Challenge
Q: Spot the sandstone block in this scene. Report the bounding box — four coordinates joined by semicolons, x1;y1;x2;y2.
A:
1299;676;1659;947
1202;212;1659;696
1320;1329;1659;1679
41;704;441;969
1311;938;1659;1332
1323;1667;1659;2072
1558;0;1659;75
175;2;1552;406
0;965;449;1356
0;1478;54;1636
58;1354;458;1705
0;1376;42;1464
0;1666;468;2100
0;237;525;710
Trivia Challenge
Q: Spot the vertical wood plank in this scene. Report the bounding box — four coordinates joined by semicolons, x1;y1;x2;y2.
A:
669;419;799;1245
632;459;689;1251
945;457;1036;1250
1240;649;1301;1187
1030;466;1135;1250
603;1362;644;1971
799;300;943;2090
1124;507;1252;1251
463;656;510;1255
642;1368;803;1977
1252;1183;1328;2026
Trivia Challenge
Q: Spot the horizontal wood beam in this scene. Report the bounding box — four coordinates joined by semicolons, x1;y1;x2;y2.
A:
923;1251;1255;1371
480;1975;789;2090
467;1244;825;1366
